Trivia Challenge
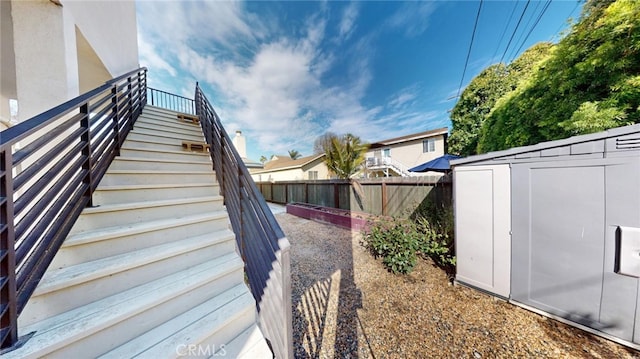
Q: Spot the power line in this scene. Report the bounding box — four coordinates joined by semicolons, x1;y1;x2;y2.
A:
491;1;519;63
510;0;553;62
456;0;484;99
507;0;542;61
499;0;531;64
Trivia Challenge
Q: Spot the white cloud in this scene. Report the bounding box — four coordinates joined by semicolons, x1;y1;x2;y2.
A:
387;2;437;37
137;1;442;157
138;33;177;77
338;2;358;42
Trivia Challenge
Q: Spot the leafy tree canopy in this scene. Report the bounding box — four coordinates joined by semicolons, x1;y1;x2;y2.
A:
450;0;640;155
323;133;369;179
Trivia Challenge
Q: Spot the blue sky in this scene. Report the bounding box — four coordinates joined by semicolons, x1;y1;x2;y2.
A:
136;0;583;161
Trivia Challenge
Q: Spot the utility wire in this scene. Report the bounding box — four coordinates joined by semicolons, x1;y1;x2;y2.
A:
491;1;519;63
507;0;542;62
499;0;531;64
456;0;483;99
510;0;553;62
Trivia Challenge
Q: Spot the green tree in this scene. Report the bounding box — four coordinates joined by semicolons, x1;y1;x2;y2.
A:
324;133;368;179
449;43;553;156
288;150;301;160
259;155;268;163
477;0;640;153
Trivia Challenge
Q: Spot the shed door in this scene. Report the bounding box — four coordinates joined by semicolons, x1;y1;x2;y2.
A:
455;164;511;297
511;158;640;342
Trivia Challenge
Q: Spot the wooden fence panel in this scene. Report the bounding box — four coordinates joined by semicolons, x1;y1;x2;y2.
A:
256;177;451;218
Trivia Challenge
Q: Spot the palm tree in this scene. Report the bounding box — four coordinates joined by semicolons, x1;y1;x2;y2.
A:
324;133;368;179
288;149;302;160
259;155;268;163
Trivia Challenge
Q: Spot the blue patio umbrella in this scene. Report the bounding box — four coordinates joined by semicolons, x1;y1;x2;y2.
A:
409;154;462;173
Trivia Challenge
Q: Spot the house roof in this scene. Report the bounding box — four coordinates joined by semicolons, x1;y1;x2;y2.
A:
252;154;324;173
369;127;449;149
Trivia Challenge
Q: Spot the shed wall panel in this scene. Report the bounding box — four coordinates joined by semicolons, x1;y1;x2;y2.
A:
454;164;511;297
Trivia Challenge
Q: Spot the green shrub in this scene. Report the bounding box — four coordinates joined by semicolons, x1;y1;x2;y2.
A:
363;216;421;274
363;201;456;274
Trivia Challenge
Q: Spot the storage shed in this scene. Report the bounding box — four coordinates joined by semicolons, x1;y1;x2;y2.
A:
451;124;640;349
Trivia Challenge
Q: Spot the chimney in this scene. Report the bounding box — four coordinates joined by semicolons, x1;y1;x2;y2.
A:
232;130;247;158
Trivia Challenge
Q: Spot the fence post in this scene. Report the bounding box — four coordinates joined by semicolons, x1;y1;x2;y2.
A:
334;183;339;209
381;182;387;216
0;148;18;349
80;103;94;207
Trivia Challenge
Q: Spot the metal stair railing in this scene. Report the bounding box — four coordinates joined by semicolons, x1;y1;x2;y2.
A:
195;83;293;359
0;67;147;351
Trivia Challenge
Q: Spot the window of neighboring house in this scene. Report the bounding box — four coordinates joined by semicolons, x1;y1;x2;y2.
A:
423;139;436;153
308;171;318;180
382;148;390;157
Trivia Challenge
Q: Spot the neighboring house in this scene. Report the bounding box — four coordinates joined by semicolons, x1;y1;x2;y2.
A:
251;154;329;182
365;127;448;177
231;130;263;170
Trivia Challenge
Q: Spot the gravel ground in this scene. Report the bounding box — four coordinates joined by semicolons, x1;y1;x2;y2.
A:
276;212;640;359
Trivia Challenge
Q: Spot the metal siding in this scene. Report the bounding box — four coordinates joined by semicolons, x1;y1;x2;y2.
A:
605;158;640;342
454;165;511;297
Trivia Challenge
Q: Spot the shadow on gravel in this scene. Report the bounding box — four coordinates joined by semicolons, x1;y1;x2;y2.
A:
289;217;371;358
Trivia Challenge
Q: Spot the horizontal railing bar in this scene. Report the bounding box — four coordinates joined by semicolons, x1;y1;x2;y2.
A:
14;160;85;265
13;139;85;218
1;67;146;147
17;182;88;314
11;113;82;168
88;91;114;113
16;173;87;292
12;126;85;194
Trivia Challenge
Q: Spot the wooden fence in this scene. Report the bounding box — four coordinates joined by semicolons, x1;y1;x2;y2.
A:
256;176;452;218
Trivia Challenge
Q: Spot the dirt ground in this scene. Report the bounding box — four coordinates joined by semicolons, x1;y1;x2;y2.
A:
276;212;640;359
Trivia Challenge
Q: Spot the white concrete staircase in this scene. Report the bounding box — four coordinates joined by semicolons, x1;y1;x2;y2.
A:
6;105;272;358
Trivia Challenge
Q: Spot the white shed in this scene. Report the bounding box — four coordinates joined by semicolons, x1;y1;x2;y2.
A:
451;124;640;349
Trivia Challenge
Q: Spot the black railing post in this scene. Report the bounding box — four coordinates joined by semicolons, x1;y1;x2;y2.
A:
127;77;134;130
150;87;155;106
80;103;93;207
0;148;18;349
111;85;121;156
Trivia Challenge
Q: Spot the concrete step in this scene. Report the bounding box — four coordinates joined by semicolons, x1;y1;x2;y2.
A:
100;169;215;186
100;286;256;358
133;120;204;140
8;255;244;359
120;144;211;162
126;130;185;147
128;125;204;143
20;232;238;328
143;105;193;119
94;181;218;204
51;211;230;268
137;115;202;134
70;196;224;234
221;324;273;359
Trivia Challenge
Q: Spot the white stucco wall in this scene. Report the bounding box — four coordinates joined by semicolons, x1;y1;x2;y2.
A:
366;135;446;169
251;158;330;182
5;0;139;122
62;0;139;77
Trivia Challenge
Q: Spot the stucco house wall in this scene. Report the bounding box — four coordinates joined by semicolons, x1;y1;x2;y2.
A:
1;0;139;123
251;155;329;182
365;128;448;177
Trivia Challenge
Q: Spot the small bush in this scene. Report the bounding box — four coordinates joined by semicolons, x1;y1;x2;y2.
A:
363;217;421;274
363;201;456;274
